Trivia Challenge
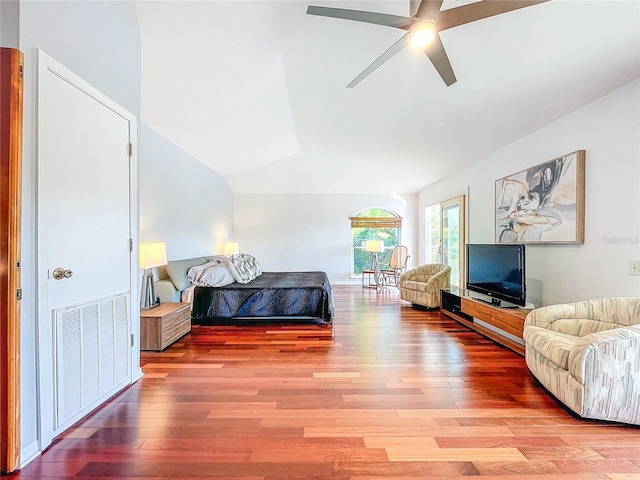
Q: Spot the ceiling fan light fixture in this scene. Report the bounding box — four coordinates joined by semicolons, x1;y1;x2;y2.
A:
409;20;436;49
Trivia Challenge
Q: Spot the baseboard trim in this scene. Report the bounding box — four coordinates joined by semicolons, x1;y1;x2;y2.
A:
19;440;40;469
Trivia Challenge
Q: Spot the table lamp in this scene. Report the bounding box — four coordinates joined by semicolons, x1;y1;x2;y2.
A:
365;240;385;270
139;241;167;310
223;241;239;256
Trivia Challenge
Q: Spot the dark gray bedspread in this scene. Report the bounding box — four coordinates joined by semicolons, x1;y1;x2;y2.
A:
191;271;333;324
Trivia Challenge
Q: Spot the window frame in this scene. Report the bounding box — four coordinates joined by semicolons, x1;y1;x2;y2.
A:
350;209;402;278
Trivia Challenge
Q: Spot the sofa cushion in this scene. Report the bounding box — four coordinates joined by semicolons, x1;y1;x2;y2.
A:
524;326;578;370
546;318;622;337
403;280;432;294
408;275;433;283
165;257;207;291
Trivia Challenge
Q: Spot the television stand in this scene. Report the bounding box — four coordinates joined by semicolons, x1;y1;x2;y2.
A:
441;289;532;355
471;296;519;309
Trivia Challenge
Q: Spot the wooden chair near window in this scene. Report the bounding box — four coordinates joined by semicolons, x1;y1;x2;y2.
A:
378;245;409;288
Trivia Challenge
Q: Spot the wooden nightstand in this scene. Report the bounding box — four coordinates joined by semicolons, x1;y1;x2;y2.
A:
140;302;191;351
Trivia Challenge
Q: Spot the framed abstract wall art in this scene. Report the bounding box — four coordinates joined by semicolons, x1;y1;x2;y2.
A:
495;150;585;244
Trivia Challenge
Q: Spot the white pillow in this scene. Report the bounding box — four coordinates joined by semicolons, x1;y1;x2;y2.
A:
199;264;235;287
227;253;262;284
166;257;208;291
187;262;235;287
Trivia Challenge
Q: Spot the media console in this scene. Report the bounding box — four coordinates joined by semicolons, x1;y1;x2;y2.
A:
441;288;532;355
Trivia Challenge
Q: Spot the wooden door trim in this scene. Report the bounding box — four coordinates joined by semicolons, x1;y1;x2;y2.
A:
440;193;467;288
0;47;24;474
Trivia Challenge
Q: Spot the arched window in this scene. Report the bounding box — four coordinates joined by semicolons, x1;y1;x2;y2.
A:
350;208;402;277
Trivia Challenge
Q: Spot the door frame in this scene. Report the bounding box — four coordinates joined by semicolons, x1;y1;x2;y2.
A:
0;47;23;474
35;50;141;450
440;194;467;288
423;189;468;288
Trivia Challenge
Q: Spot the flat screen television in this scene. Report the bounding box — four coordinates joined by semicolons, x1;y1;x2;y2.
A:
466;243;526;308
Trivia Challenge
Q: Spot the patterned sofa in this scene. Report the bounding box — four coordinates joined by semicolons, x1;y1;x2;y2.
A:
399;263;451;309
524;297;640;425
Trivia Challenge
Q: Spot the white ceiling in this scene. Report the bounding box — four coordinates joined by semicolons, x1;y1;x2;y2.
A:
137;0;640;194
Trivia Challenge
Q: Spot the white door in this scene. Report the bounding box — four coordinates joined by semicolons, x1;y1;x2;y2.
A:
37;51;139;447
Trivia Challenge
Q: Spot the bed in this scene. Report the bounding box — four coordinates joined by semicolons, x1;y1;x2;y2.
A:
191;270;334;326
161;254;334;327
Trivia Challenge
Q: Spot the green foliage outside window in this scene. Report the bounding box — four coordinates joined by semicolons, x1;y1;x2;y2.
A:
442;203;461;286
351;208;400;276
426;204;440;264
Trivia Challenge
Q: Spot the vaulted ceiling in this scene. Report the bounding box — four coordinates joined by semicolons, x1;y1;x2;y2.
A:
137;0;640;194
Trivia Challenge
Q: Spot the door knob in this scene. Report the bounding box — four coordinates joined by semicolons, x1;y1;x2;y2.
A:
53;268;73;280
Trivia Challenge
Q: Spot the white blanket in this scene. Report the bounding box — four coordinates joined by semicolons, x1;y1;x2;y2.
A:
187;253;262;287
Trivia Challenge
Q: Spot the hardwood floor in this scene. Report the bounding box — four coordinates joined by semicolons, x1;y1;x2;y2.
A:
12;286;640;479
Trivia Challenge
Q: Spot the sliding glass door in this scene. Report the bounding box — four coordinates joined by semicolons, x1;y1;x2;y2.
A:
425;195;466;288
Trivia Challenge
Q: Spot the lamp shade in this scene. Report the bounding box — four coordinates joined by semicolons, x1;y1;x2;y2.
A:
139;241;168;269
223;241;239;255
365;240;385;253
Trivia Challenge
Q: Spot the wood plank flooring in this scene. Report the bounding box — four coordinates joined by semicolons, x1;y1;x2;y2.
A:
11;285;640;479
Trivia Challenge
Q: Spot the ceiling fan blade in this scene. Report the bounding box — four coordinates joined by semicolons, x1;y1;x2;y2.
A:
347;32;411;88
436;0;550;31
424;33;457;86
307;6;413;30
416;0;444;21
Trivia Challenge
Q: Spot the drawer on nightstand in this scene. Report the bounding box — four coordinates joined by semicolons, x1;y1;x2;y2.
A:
161;307;191;346
160;304;190;327
140;302;191;351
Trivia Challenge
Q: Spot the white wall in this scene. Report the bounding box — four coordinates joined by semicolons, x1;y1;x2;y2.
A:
139;123;234;260
17;0;141;462
1;0;19;47
419;79;640;307
234;193;418;283
14;1;233;465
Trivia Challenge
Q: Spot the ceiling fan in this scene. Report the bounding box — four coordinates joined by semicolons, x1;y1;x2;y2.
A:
307;0;549;87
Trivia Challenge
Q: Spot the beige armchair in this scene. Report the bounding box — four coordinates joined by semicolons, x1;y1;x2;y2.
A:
399;263;451;309
524;297;640;425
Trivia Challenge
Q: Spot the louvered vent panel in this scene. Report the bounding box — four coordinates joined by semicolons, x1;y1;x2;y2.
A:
82;303;100;406
113;296;130;384
58;309;82;424
99;300;115;391
55;294;131;431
